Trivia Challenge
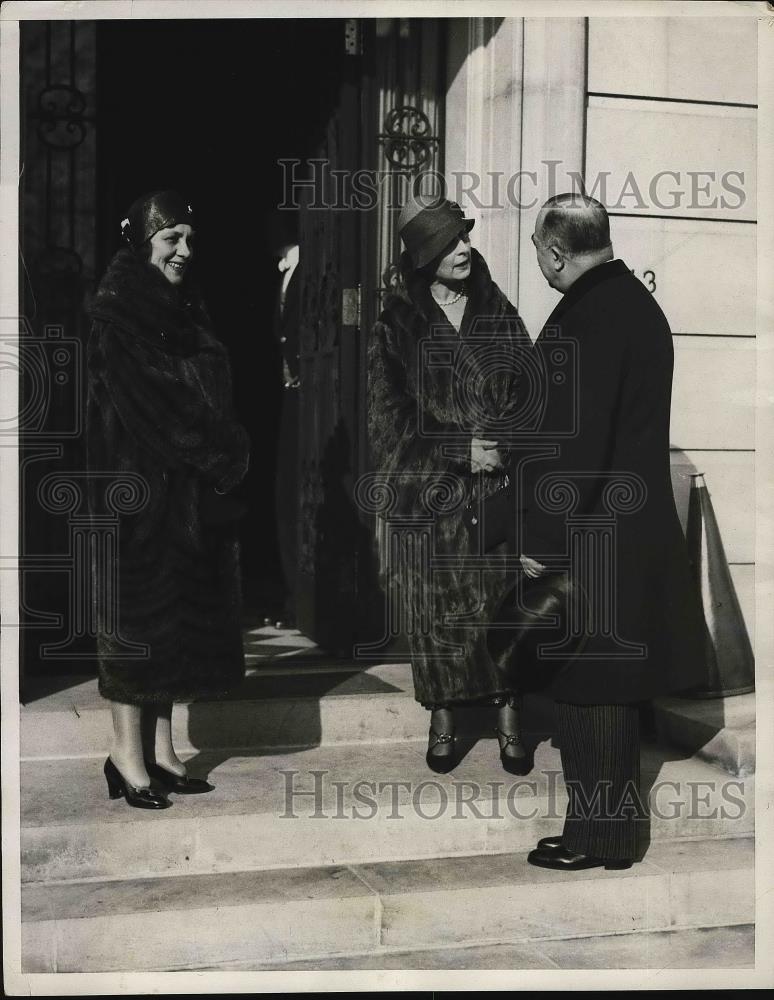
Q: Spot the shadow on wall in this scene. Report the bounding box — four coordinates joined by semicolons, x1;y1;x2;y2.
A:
670;447;701;539
670;445;755;695
669;447;729;729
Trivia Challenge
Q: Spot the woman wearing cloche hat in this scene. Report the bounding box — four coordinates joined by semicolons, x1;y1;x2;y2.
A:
368;193;533;773
87;191;250;809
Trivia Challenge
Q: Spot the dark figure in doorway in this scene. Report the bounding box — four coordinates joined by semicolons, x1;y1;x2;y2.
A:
271;214;301;627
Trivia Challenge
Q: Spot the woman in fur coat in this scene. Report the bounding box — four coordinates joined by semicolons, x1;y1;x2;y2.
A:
87;191;250;808
368;195;532;773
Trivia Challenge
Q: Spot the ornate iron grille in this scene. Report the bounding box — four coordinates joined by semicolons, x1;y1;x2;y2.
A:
378;105;439;171
373;19;445;308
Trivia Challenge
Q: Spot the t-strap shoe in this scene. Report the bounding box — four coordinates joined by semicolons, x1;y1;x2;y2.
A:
425;728;457;773
495;726;529;775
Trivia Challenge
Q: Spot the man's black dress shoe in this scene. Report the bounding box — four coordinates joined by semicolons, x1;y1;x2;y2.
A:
536;835;563;851
146;762;214;794
527;845;633;871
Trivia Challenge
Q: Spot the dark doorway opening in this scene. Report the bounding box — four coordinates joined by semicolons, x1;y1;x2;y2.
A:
95;18;348;621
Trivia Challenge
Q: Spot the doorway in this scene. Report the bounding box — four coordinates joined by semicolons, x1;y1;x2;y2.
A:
19;16;448;684
95;18;350;623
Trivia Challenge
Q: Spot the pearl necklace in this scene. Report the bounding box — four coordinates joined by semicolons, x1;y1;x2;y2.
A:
431;285;467;307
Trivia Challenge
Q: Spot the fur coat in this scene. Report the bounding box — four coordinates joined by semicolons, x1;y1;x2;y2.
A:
368;248;532;707
87;248;250;704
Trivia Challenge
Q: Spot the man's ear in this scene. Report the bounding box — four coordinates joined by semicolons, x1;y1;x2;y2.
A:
548;246;565;272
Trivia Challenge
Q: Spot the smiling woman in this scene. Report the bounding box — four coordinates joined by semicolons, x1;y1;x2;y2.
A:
149;225;195;285
86;190;250;809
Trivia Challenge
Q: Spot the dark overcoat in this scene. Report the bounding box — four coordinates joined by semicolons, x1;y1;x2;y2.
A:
515;258;706;704
86;248;250;705
273;264;301;383
368;249;532;707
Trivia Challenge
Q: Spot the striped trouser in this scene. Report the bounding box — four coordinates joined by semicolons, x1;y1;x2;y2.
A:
555;701;643;861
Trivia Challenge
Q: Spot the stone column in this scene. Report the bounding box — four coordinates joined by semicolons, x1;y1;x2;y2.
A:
516;17;586;340
444;18;525;299
445;17;586;338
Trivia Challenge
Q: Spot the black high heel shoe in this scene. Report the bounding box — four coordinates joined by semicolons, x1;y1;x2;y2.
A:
146;761;214;794
104;757;170;810
494;726;530;775
425;728;457;774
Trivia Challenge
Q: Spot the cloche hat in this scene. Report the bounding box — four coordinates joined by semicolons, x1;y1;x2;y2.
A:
398;194;474;269
121;190;194;248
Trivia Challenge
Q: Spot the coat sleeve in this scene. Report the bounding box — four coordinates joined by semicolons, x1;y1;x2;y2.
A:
367;319;471;478
521;292;673;561
92;321;250;492
473;318;535;551
521;311;640;558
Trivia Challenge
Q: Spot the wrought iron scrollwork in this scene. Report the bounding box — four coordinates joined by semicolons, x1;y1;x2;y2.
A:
378;105;438;171
33;84;93;149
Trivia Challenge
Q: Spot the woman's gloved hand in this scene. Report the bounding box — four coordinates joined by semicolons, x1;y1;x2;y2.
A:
471;437;502;473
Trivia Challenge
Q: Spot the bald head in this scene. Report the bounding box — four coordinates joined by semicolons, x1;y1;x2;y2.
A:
532;193;614;292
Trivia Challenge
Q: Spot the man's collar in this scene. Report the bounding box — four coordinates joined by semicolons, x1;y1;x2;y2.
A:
566;256;628;296
278;245;300;274
549;258;629;322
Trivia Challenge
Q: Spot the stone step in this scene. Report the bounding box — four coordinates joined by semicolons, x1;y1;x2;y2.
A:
20;662;424;759
23;630;755;779
653;694;755;778
20;660;558;760
224;923;755;971
21;738;754;884
21;836;754;973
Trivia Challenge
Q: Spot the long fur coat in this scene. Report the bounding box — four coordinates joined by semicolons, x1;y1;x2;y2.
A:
87;248;250;704
368;249;531;707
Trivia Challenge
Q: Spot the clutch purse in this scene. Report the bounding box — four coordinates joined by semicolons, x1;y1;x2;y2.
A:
487;571;589;686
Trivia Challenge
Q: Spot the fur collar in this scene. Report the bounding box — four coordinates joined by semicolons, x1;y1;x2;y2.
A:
379;248;511;340
90;248;218;357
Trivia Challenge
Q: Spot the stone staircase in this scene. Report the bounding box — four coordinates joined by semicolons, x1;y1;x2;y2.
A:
19;626;755;972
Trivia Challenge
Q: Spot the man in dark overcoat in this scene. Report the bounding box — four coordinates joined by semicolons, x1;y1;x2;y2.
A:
515;193;706;870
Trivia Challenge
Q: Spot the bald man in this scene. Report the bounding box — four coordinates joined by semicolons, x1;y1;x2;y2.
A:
516;194;705;870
